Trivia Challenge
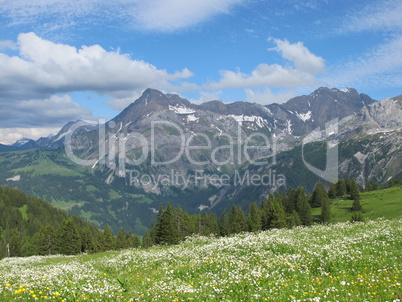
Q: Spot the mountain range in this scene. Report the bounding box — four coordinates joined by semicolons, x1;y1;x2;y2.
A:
1;87;401;233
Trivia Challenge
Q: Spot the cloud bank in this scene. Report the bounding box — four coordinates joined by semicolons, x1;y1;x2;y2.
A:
205;38;325;90
0;0;245;33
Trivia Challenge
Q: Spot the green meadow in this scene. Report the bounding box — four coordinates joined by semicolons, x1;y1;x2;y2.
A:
1;218;401;301
312;186;402;222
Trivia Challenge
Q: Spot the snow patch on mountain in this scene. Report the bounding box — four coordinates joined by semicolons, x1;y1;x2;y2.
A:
187;114;199;123
228;114;267;128
169;105;195;114
296;111;312;122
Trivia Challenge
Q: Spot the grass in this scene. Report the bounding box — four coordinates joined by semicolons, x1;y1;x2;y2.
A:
7;149;84;177
18;204;28;221
312;186;402;222
11;152;83;177
50;199;86;211
1;218;401;301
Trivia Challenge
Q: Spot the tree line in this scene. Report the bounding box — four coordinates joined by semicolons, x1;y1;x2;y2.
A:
0;186;140;258
2;177;398;256
143;177;368;247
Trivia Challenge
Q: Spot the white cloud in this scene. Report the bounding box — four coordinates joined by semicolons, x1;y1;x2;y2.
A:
270;38;324;74
0;32;192;101
205;38;324;90
0;95;91;128
338;0;402;33
0;40;17;50
189;90;223;105
0;0;245;32
245;88;297;105
133;0;244;31
0;127;61;145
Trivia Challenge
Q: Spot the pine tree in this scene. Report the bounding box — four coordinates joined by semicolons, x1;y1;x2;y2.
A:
80;226;96;253
260;198;270;230
176;207;194;241
267;198;287;229
311;181;329;208
229;205;247;234
219;210;230;237
8;229;23;257
328;183;337;199
229;205;238;234
116;228;129;250
38;224;55;255
285;188;297;213
320;199;331;223
155;203;179;245
365;180;379;191
100;225;115;251
142;231;153;248
352;198;362;212
344;178;352;195
295;186;312;226
349;179;360;201
129;233;141;248
236;207;248;232
56;218;82;255
288;210;302;228
247;202;262;232
336;179;347;197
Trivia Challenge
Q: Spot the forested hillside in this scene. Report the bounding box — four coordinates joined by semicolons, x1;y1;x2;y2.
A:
0;186;140;259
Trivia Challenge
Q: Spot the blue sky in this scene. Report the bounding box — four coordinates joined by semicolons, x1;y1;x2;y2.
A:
0;0;402;143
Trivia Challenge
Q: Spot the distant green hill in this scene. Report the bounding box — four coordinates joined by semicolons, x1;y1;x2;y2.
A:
0;186;101;258
311;185;402;222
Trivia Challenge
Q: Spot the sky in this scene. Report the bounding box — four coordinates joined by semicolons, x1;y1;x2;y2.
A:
0;0;402;144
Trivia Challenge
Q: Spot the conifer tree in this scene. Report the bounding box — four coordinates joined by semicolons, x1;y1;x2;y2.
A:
320;199;331;223
267;198;287;229
229;205;247;234
100;224;115;251
344;178;352;195
142;231;153;248
80;226;96;253
349;179;360;201
236;207;248;233
288;210;302;228
352;198;362;212
260;198;270;230
8;229;23;257
285;187;297;213
247;202;262;232
311;181;329;208
129;233;141;248
228;205;238;234
336;179;347;197
295;186;312;226
328;183;337;199
38;224;55;255
155;203;179;245
116;228;129;250
219;210;230;237
176;207;194;241
56;218;82;255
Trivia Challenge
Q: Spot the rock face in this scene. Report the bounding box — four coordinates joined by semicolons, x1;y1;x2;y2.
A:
11;87;401;196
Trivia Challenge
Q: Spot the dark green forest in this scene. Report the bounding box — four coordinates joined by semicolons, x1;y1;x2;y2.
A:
0;186;140;259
